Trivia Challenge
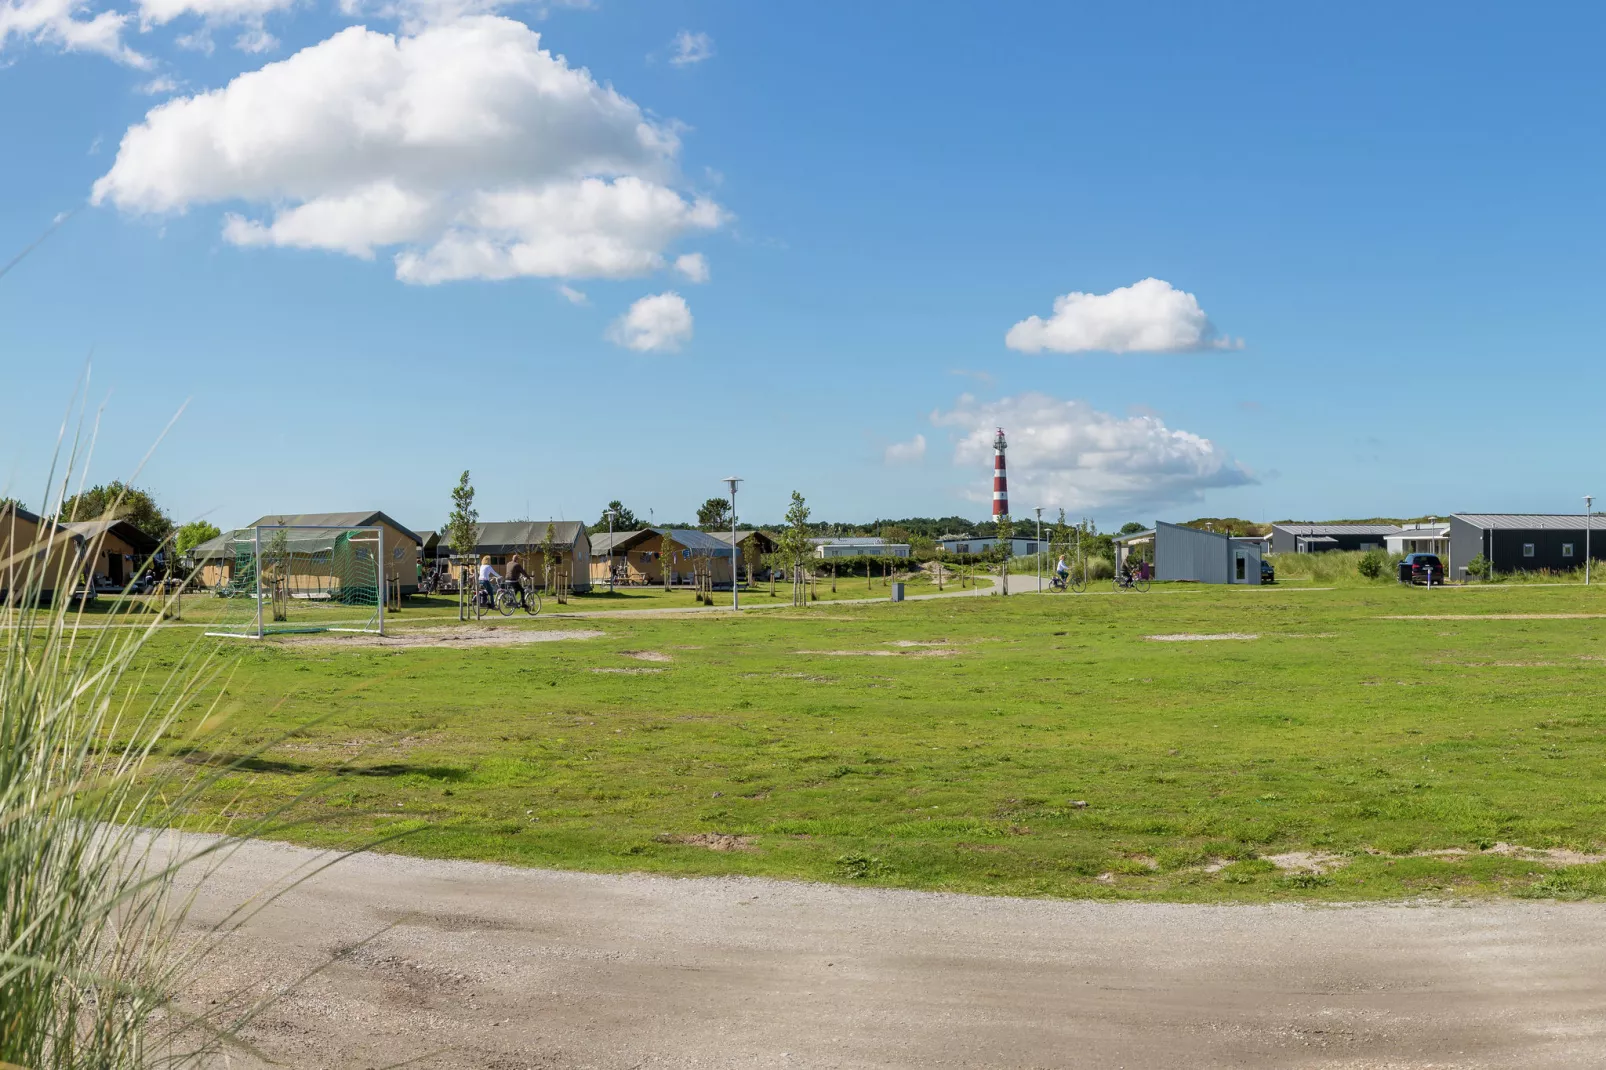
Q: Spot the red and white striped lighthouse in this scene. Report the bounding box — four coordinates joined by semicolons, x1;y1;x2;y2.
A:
991;427;1009;517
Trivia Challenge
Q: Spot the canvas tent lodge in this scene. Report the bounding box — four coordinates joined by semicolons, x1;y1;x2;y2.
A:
588;528;742;587
189;511;423;594
61;519;162;588
469;521;592;592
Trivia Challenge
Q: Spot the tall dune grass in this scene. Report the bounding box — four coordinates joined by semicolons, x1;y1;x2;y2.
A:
0;458;248;1065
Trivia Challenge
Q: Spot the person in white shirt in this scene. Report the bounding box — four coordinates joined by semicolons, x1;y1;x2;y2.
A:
1055;554;1069;580
478;555;499;606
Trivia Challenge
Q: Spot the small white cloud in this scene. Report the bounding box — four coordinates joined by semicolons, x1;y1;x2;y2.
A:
1005;278;1241;355
884;434;926;465
930;391;1254;511
174;28;212;52
674;252;709;283
137;75;178;95
557;283;587;305
233;25;276;51
607;291;691;352
668;29;712;66
0;0;150;67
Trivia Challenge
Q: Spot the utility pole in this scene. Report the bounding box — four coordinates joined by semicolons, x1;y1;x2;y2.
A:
724;477;742;609
1587;495;1594;586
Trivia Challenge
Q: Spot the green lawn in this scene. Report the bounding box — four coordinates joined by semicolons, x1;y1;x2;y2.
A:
140;580;1606;902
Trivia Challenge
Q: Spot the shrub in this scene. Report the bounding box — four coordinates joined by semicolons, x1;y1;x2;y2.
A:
1356;549;1389;579
1465;553;1489;579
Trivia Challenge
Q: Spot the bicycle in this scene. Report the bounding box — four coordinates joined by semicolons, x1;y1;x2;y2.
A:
498;579;542;617
1049;570;1087;593
1113;569;1150;593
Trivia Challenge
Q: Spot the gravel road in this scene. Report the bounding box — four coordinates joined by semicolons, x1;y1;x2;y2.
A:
170;833;1606;1069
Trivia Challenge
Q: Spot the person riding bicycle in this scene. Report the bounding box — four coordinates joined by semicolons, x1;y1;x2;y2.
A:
477;555;499;608
506;554;530;608
1119;557;1135;584
1054;554;1069;582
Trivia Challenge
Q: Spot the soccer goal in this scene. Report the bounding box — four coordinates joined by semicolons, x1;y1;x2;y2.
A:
203;525;386;639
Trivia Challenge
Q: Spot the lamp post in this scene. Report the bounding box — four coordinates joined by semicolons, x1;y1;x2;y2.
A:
1035;506;1043;592
605;508;617;594
723;477;742;609
1587;496;1594;586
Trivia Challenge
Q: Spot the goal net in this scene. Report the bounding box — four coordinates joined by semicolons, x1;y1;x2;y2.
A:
202;525;385;638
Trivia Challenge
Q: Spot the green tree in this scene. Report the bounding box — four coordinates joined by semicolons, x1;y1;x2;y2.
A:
174;520;221;557
696;496;732;530
659;529;680;591
445;471;481;567
592;500;640;533
779;491;812;605
992;512;1013;595
59;482;173;541
1118;521;1149;536
541;522;560;588
741;534;760;587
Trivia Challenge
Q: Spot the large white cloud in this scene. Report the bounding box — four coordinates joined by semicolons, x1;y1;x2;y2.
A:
0;0;148;66
92;16;724;283
931;392;1254;512
1005;278;1241;354
607;291;691;352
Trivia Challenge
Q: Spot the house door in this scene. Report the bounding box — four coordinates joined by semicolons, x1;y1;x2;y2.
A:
107;552;124;585
1234;551;1247;582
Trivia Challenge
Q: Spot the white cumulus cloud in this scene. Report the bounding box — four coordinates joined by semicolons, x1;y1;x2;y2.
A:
92;17;724;284
884;434;926;465
557;283;587;304
931;392;1254;512
668;28;711;66
607;291;691;352
0;0;149;66
674;252;708;283
1005;278;1240;354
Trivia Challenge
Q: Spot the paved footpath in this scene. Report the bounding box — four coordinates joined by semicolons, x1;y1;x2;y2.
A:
173;833;1606;1069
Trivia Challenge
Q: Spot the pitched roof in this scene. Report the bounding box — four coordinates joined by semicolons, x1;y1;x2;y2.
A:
1453;514;1605;530
245;511;423;544
661;528;733;554
474;521;589;552
1271;523;1399;536
59;518;161;555
590;530;641;553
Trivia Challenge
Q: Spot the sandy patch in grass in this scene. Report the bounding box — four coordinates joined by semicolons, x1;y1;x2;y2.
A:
654;832;754;852
1145;633;1259;642
1379;613;1606;621
591;667;662;675
1264;851;1349;875
287;627;603;648
1409;843;1606;867
796;648;958;658
620;650;672;662
885;640;954;648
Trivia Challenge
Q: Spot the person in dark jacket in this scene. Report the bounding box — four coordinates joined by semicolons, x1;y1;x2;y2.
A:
506;554;530;608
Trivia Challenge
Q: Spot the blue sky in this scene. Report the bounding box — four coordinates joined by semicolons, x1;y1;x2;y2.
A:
3;2;1605;532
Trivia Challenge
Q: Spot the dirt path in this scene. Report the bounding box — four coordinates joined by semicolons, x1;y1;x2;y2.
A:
173;833;1606;1069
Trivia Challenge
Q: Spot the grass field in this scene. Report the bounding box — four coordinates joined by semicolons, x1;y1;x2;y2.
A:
137;580;1606;902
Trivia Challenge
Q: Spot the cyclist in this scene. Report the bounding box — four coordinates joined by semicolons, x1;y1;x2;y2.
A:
506;554;530;608
1054;554;1069;584
477;555;499;609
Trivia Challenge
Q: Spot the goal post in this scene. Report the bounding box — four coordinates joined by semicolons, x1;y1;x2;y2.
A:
203;525;386;639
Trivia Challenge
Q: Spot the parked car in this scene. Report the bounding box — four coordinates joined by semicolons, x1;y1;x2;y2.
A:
1398;553;1444;585
1260;559;1276;584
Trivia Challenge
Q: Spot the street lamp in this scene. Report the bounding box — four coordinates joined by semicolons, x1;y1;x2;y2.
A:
1587;496;1594;586
1035;506;1043;592
605;508;617;594
723;477;742;609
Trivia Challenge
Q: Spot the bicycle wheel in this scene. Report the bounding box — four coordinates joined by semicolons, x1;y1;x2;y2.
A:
523;588;542;616
474;592;486;620
1134;575;1151;593
1070;571;1086;593
496;588;517;616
